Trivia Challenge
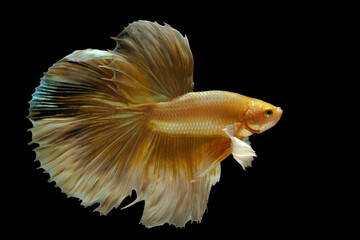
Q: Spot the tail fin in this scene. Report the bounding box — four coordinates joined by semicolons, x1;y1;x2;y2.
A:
29;48;150;213
29;21;225;227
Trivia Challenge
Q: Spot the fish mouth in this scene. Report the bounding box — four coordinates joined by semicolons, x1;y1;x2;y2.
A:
277;107;283;118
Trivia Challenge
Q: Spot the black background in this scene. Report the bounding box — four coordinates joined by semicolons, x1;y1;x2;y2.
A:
10;2;344;238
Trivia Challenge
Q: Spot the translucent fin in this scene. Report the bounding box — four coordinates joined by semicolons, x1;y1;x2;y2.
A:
28;49;150;214
136;134;230;227
113;20;194;99
223;124;257;169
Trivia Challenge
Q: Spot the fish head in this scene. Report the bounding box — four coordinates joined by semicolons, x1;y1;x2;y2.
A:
243;99;283;134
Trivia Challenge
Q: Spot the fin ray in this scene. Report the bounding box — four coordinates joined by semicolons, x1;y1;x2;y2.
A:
113;20;194;99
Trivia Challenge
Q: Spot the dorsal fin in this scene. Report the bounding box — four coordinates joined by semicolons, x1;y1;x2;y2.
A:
112;20;194;100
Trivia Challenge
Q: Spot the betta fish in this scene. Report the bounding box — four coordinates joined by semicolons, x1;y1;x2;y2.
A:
28;20;282;228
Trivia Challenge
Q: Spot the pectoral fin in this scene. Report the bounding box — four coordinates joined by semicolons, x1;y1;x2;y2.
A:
223;124;257;170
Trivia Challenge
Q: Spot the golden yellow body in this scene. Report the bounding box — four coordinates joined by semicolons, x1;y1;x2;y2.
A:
149;90;281;139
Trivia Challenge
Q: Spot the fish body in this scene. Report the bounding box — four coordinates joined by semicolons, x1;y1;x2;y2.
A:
28;20;282;228
148;91;281;138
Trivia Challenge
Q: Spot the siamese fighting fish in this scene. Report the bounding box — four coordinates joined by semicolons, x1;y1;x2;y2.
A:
28;20;282;228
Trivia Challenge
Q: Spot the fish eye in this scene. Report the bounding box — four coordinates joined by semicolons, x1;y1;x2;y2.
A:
264;108;273;117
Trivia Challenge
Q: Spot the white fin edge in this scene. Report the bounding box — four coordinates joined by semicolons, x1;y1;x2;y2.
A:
223;125;257;170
